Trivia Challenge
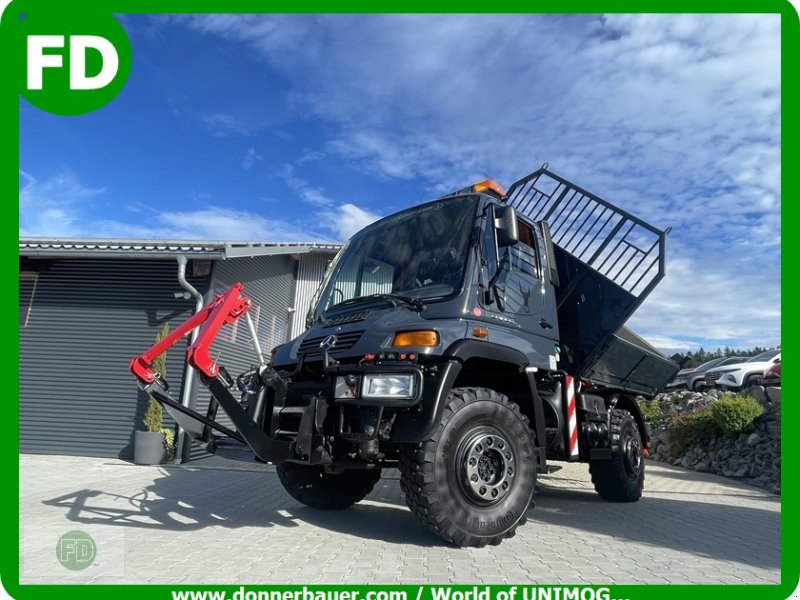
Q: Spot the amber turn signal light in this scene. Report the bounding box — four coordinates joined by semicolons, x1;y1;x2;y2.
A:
392;330;439;347
472;327;489;339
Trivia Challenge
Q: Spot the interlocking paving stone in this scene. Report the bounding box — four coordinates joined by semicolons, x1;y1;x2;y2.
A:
19;454;780;585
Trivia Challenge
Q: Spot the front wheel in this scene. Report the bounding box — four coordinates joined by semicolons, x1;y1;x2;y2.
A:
589;408;644;502
399;387;538;547
276;463;382;510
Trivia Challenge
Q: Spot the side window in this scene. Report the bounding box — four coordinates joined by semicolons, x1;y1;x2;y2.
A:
482;214;544;316
19;272;38;328
509;220;539;278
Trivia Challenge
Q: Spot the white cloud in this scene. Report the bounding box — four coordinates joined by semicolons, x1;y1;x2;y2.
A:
19;169;105;237
628;257;781;350
19;170;335;243
295;149;325;165
95;207;333;243
322;203;381;240
202;112;251;137
271;160;380;240
275;163;334;207
242;147;263;169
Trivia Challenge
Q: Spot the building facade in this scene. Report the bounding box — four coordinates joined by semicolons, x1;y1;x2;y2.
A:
18;238;339;461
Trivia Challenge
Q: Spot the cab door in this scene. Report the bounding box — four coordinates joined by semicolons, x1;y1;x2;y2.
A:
480;210;544;327
498;219;545;319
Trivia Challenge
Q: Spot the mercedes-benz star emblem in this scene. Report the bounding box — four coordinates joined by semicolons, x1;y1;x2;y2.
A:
320;335;338;350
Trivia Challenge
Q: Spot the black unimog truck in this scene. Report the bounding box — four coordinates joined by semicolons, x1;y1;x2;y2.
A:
131;166;678;547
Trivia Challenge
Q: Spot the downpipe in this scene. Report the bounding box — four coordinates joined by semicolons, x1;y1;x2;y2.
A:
174;255;204;463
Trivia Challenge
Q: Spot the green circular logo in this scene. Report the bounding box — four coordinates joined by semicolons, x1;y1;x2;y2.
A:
18;11;132;115
56;530;96;571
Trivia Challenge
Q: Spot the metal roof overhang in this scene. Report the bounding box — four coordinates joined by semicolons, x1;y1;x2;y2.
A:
19;238;341;260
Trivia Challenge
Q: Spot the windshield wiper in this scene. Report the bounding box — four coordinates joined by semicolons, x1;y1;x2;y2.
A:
329;293;425;313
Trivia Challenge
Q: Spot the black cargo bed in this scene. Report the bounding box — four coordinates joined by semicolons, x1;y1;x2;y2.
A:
583;326;678;396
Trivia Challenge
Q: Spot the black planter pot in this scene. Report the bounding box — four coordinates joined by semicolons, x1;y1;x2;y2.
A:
134;431;167;465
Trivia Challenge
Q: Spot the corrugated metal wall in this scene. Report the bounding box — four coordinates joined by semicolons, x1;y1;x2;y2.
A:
19;258;209;459
187;255;297;460
289;252;331;338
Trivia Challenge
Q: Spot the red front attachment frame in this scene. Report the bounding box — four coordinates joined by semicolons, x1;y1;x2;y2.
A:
129;282;252;384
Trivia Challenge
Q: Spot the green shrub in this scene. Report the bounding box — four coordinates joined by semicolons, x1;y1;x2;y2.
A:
143;399;163;433
668;405;721;458
638;397;663;429
142;323;175;460
711;394;764;437
142;323;170;434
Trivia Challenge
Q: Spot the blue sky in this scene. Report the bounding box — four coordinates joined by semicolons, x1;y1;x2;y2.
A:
19;14;781;353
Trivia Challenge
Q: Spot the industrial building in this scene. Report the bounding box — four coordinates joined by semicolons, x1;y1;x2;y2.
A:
18;238;339;461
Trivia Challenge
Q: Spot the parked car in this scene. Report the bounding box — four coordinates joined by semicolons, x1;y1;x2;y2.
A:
761;362;781;387
706;349;781;390
665;366;696;390
666;356;749;391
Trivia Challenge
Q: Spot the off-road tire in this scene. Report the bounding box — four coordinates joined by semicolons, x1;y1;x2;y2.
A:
589;408;644;502
276;463;382;510
399;387;537;547
692;380;706;392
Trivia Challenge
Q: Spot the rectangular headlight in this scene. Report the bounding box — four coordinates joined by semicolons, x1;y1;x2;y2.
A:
362;374;416;399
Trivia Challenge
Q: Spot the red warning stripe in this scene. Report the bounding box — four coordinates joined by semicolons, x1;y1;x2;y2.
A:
565;375;579;459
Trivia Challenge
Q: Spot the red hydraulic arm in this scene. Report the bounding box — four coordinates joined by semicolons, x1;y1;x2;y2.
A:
129;282;252;384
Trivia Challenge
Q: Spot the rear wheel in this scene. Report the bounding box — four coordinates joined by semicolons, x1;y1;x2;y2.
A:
590;408;644;502
399;387;537;547
276;463;382;510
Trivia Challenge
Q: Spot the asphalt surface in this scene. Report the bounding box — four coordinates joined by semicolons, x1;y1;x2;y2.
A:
19;453;781;584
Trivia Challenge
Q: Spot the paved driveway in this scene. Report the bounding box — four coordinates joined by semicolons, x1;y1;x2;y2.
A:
19;454;780;585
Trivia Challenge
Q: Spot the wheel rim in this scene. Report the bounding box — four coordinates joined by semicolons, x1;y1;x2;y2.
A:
458;430;515;505
622;433;642;480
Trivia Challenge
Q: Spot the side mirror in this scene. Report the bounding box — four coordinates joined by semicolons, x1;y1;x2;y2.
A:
494;205;519;247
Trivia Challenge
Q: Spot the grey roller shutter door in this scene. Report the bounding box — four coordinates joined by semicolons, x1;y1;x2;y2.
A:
19;258;208;459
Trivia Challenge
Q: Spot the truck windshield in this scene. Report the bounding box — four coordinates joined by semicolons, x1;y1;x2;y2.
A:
313;195;479;318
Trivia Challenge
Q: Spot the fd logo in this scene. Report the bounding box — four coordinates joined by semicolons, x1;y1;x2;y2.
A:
17;11;132;115
56;530;96;571
27;35;119;91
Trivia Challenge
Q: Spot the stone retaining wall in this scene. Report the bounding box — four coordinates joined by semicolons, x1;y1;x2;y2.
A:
644;387;780;494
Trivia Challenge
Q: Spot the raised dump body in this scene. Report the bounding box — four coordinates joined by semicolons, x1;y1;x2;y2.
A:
506;168;676;394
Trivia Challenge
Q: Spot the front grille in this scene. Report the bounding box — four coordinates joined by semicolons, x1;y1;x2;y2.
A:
298;330;365;357
706;371;722;382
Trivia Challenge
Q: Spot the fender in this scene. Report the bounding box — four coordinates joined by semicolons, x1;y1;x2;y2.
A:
391;359;462;442
392;339;547;470
446;338;531;365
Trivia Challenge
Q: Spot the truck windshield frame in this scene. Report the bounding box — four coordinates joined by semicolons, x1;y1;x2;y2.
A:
312;195;480;320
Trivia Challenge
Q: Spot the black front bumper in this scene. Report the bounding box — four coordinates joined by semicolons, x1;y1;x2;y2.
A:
144;360;450;466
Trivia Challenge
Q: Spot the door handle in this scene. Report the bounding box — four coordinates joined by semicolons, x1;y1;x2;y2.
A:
539;319;553;329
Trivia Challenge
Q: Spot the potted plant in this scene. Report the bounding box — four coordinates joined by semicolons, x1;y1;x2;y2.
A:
133;323;176;464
